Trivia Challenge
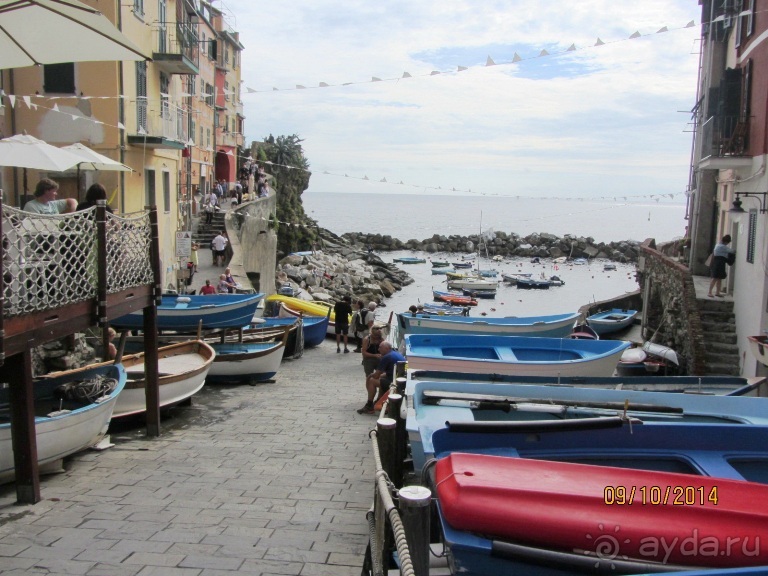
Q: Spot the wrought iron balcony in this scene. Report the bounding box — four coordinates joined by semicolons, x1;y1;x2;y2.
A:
127;99;188;150
153;22;200;75
698;115;752;169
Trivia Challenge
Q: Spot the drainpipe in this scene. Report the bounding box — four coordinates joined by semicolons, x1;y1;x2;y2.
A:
116;0;127;212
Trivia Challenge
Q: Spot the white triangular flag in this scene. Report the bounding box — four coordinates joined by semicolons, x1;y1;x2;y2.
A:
380;178;387;182
22;95;31;108
363;176;369;180
319;82;329;87
486;56;496;66
246;87;257;93
629;31;641;39
539;49;549;56
117;122;125;130
273;87;279;91
296;85;306;89
567;44;576;51
71;114;78;121
138;126;147;135
457;65;468;71
372;76;381;82
657;26;668;33
52;103;59;112
686;20;695;28
512;53;522;62
430;70;440;75
594;38;604;46
402;71;412;78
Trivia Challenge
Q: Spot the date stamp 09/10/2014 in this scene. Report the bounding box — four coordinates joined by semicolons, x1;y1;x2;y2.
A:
603;485;719;506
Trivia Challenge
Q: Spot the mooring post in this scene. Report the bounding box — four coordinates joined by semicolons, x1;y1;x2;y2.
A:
386;393;404;487
399;485;432;576
376;418;397;482
396;376;407;396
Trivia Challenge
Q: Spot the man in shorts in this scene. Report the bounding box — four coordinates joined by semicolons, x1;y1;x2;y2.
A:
333;295;353;353
358;341;406;414
211;231;228;267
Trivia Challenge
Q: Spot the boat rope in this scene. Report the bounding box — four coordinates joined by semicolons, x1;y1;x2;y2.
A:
369;428;416;576
54;375;118;403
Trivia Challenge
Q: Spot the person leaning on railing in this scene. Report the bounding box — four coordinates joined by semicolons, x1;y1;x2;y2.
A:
23;178;76;214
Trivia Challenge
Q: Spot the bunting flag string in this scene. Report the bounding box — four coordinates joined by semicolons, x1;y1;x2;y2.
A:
238;18;700;94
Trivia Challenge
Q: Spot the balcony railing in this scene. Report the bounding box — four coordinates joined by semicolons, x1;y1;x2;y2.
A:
128;100;188;150
700;115;748;160
153;22;200;75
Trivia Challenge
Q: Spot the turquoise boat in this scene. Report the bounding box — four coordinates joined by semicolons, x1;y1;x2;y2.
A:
393;257;426;264
397;311;580;338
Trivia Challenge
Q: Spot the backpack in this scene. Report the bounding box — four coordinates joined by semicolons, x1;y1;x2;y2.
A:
354;310;367;332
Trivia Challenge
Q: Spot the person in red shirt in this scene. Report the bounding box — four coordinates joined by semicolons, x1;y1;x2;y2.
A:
199;279;217;295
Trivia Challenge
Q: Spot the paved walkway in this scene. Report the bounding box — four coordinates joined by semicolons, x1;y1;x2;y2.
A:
0;339;376;575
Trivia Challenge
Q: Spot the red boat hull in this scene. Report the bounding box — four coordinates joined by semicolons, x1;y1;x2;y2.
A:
436;453;768;568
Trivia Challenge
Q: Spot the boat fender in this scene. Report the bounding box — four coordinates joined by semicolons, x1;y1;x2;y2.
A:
176;296;192;303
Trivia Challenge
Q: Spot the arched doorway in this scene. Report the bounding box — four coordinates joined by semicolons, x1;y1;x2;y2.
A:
215;150;231;184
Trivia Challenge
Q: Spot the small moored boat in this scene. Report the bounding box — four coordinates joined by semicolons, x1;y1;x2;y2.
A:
748;334;768;368
432;290;478;306
516;277;550;289
404;334;630;377
586;308;638;335
1;363;126;483
461;288;496;299
447;278;498;291
392;256;426;264
207;336;286;384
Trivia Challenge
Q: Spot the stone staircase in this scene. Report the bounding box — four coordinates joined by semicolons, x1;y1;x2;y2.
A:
192;210;227;249
698;297;739;375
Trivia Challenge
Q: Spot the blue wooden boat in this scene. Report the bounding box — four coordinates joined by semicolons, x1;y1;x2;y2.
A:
207;339;286;383
452;261;474;269
476;269;498;278
587;308;638;335
404;334;630;377
2;363;126;483
431;267;455;275
416;303;469;316
516;277;550;289
462;288;496;299
397;311;579;338
257;314;328;347
111;293;264;331
405;379;768;473
432;424;768;575
393;256;426;264
501;273;531;284
430;261;450;268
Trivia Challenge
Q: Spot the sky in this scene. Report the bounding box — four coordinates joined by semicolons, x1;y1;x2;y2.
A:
218;1;701;201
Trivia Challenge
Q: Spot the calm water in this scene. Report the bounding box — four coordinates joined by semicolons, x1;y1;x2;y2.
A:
302;192;686;244
302;192;676;316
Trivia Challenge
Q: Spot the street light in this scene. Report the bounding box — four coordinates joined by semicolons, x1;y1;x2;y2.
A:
729;192;768;214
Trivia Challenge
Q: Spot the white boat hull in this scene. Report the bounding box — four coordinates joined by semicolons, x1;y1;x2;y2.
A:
112;342;214;418
400;314;579;338
0;365;126;483
208;343;284;382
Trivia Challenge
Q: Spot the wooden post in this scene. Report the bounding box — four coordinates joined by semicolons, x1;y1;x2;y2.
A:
4;348;40;503
144;206;162;437
96;200;110;358
398;486;432;576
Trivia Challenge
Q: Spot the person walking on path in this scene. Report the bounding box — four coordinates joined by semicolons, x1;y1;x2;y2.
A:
360;326;384;378
211;231;228;267
334;295;353;353
708;234;735;298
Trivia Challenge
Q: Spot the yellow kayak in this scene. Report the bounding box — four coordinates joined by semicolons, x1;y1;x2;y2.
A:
266;294;351;323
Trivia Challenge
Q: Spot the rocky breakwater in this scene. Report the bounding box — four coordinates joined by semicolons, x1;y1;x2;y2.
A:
275;243;413;307
342;231;642;262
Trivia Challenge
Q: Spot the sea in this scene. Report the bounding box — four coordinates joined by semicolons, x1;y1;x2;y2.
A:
301;192;686;319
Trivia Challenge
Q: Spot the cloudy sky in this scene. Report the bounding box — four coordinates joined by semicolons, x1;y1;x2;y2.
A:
221;1;701;201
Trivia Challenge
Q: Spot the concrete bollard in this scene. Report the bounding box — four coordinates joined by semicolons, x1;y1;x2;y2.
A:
399;485;432;576
376;418;397;481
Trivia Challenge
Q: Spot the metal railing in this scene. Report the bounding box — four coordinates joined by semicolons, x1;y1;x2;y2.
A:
700;115;747;159
154;21;200;69
134;100;189;143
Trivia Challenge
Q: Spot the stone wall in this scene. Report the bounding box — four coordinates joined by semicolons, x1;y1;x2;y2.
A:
343;231;641;262
229;195;278;294
639;239;707;375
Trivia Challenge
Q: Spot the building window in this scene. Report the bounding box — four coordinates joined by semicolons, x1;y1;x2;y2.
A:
747;0;755;36
145;169;156;207
133;0;144;16
207;128;211;148
43;63;75;94
191;119;196;142
162;171;171;213
136;61;147;132
160;73;170;118
747;209;757;263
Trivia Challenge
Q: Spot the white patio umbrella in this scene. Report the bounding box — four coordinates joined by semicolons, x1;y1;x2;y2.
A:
62;143;131;172
0;134;83;171
0;0;149;69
